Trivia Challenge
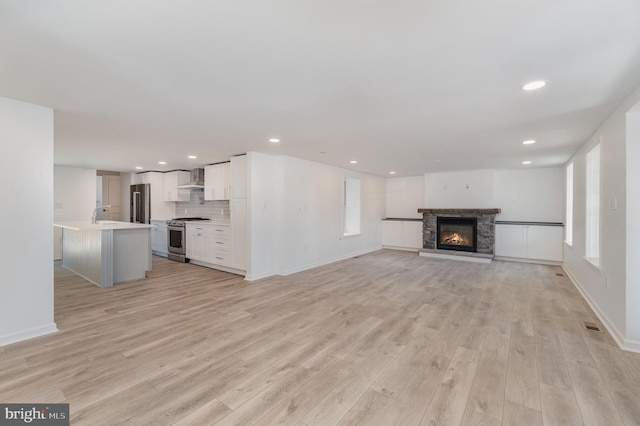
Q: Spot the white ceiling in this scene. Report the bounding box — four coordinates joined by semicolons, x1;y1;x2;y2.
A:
1;1;640;177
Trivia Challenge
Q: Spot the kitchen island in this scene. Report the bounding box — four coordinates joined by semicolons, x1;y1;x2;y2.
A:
54;221;154;288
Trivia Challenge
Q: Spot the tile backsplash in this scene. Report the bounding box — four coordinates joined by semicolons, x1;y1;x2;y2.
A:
175;190;230;220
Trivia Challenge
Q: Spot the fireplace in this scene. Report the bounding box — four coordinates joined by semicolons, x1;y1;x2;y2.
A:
436;216;477;252
419;208;500;255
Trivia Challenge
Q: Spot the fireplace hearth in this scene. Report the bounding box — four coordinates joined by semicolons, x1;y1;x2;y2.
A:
437;216;477;252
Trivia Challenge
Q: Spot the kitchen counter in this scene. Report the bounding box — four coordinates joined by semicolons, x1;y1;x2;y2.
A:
54;220;153;288
55;221;155;231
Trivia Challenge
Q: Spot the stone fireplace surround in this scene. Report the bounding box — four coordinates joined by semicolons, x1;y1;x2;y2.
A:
418;208;501;255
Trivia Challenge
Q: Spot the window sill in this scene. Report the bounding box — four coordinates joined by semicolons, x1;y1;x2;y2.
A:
564;240;573;247
584;256;601;270
343;232;360;237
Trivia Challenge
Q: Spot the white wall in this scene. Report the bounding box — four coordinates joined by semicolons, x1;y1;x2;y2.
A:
120;172;134;221
386;176;424;218
563;82;640;351
494;168;564;222
417;168;564;222
246;151;280;280
0;96;57;346
425;169;497;209
626;108;640;347
53;166;97;259
279;155;385;275
246;152;386;279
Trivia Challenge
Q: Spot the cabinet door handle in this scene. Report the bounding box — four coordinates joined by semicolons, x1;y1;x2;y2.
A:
216;241;224;244
216;256;223;260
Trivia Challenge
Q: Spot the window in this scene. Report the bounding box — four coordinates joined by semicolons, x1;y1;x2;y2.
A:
565;162;573;245
585;143;600;266
343;178;361;236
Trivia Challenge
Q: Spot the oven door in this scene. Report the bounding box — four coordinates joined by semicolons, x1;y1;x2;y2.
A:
167;225;186;255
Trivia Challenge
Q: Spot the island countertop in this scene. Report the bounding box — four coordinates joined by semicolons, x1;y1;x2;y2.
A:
54;221;156;231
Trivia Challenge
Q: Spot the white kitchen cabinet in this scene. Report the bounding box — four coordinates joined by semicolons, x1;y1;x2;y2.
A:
186;222;233;267
495;223;563;262
135;171;175;220
186;223;212;262
163;171;190;202
382;220;423;251
230;155;247;199
204;163;230;201
231;198;247;270
210;224;231;267
150;220;168;256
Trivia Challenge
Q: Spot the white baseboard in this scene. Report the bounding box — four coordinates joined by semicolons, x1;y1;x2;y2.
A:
495;256;562;266
561;265;639;353
382;245;420;252
0;323;58;347
280;246;382;277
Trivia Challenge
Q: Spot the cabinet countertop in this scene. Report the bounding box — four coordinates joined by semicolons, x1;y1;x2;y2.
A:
495;221;564;226
185;220;230;226
54;221;156;231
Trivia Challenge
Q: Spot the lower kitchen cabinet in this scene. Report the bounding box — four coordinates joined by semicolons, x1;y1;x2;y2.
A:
151;220;168;257
185;222;238;271
495;223;563;262
382;220;423;251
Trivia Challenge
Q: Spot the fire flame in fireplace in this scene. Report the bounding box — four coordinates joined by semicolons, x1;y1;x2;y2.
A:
442;232;468;246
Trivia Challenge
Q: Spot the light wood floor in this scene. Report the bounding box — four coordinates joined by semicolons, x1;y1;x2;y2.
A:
2;250;640;425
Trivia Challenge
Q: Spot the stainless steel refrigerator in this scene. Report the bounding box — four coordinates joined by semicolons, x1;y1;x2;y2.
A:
130;183;150;224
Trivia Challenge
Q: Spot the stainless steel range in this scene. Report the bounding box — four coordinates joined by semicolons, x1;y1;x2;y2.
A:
166;217;209;262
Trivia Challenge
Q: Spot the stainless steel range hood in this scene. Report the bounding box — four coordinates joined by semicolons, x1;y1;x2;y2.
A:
177;168;205;189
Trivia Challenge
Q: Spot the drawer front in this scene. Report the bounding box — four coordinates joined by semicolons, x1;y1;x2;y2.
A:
212;226;231;237
212;236;231;253
211;251;230;266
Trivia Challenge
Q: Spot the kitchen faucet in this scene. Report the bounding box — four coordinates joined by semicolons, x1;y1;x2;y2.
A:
92;205;111;224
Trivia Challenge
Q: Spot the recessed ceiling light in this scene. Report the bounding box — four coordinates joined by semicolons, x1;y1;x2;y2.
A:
389;171;396;175
350;160;358;164
188;155;197;159
135;166;143;170
522;140;536;145
269;138;280;143
433;159;442;163
522;80;546;91
522;161;532;165
158;161;167;165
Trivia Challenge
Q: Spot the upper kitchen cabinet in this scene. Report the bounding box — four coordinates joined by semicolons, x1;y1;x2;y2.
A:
134;171;175;221
204;162;230;201
230;155;247;199
163;170;190;202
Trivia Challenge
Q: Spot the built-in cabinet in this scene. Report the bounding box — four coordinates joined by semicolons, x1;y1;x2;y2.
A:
204;162;230;201
163;171;190;202
495;223;563;262
381;220;423;251
150;220;168;256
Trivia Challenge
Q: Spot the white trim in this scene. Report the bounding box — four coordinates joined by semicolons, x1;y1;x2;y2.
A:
0;323;58;347
494;256;562;266
561;264;640;353
382;246;421;253
281;247;382;276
